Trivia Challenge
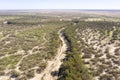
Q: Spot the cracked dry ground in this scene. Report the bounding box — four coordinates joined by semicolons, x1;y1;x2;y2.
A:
75;23;120;80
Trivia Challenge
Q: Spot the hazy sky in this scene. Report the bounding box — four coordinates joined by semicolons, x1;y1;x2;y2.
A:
0;0;120;10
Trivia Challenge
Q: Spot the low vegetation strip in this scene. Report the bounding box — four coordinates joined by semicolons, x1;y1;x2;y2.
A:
58;21;120;80
58;23;93;80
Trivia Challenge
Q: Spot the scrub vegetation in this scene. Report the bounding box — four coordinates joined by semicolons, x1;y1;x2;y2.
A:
0;11;120;80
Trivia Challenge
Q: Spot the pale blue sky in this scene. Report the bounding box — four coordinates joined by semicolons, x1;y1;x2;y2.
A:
0;0;120;10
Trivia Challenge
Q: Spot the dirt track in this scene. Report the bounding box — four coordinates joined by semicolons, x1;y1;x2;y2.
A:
30;28;68;80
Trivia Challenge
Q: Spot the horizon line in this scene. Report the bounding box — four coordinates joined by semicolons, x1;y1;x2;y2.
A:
0;9;120;10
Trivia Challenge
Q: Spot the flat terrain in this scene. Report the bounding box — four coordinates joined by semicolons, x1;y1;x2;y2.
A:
0;10;120;80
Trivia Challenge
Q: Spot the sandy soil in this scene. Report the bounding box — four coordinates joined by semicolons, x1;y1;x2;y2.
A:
30;28;68;80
